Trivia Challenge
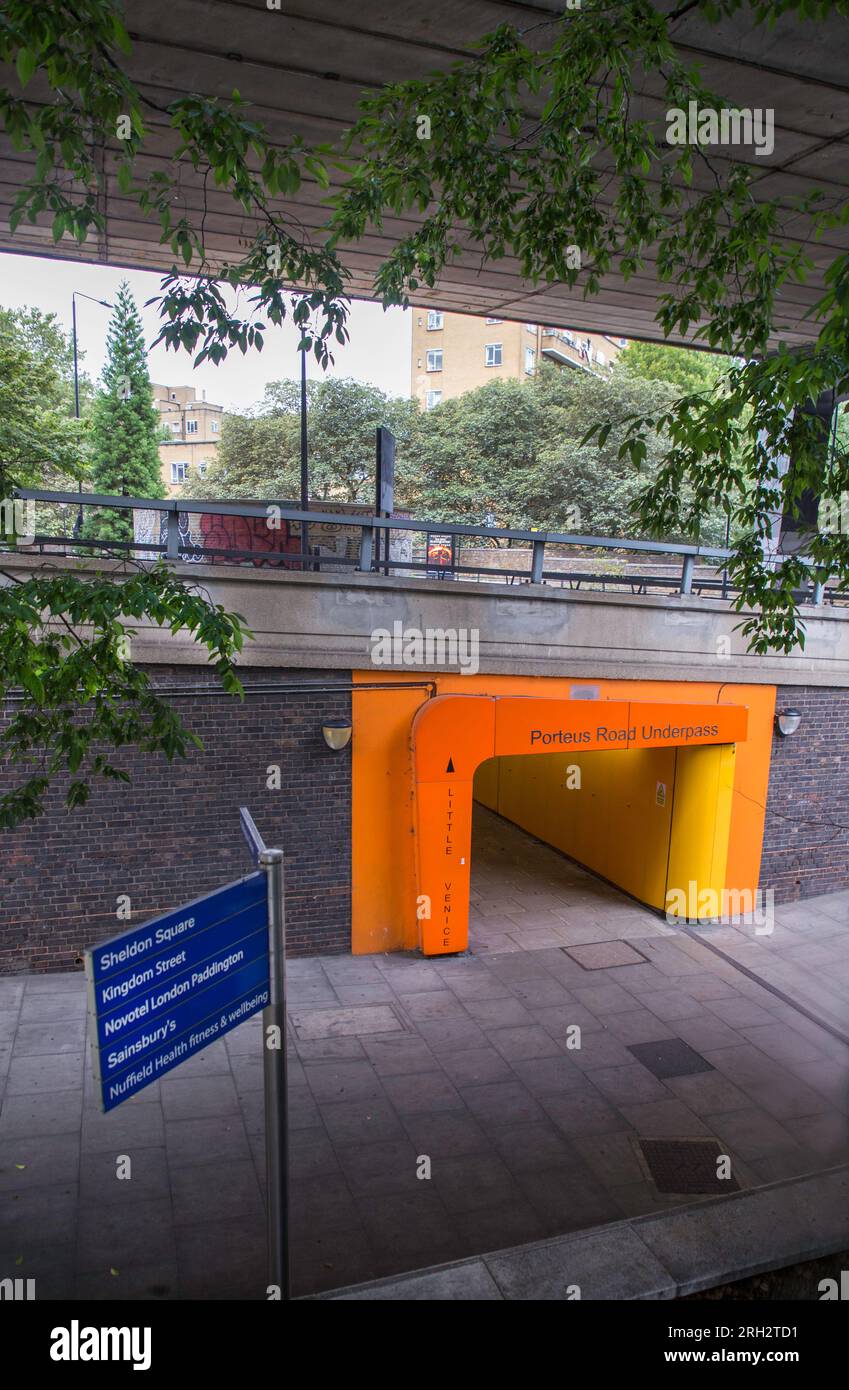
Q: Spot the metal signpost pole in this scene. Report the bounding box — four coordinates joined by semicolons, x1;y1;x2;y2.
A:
259;847;290;1300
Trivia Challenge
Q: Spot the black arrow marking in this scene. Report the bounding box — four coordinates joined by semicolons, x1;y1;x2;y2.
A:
446;756;455;773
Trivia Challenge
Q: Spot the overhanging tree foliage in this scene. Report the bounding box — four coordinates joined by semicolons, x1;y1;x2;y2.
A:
0;564;248;828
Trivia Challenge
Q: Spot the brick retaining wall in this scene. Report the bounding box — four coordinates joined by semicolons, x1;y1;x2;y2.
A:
761;685;849;903
0;667;351;973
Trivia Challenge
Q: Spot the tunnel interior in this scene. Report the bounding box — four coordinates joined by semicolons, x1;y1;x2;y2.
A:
472;742;737;917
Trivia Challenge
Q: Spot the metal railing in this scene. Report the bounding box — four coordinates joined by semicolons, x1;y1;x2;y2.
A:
8;487;836;607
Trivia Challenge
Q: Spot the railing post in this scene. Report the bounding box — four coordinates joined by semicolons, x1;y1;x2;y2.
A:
165;509;181;561
680;554;695;595
812;577;825;607
531;539;545;585
259;847;290;1301
358;524;374;573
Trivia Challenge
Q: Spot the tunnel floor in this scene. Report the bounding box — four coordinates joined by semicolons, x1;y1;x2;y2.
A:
2;807;848;1299
468;802;673;955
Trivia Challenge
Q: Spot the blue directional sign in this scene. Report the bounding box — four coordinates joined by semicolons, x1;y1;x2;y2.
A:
85;872;268;1111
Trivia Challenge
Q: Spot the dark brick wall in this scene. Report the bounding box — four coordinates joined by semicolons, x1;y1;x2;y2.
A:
1;667;352;973
761;685;849;903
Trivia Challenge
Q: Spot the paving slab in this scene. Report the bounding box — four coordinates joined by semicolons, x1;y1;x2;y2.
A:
291;1004;405;1039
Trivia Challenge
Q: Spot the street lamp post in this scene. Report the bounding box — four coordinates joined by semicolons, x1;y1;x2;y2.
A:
300;334;309;568
71;291;112;536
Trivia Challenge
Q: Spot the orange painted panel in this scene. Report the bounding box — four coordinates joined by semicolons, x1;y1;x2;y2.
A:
412;694;495;783
494;698;632;756
350;685;425;955
628;701;748;749
492;697;747;759
720;685;775;897
416;779;474;955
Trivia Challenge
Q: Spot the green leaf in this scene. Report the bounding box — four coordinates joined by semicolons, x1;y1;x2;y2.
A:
16;48;38;88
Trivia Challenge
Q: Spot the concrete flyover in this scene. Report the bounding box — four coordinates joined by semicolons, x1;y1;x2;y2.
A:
1;2;848;346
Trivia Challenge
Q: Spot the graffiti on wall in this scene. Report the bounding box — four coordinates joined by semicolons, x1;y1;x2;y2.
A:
199;513;303;567
134;506;413;571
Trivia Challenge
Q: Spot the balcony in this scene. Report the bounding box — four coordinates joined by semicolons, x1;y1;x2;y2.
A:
540;328;595;370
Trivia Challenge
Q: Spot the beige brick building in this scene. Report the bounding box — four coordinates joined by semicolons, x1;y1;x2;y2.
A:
152;384;224;494
410;311;627;410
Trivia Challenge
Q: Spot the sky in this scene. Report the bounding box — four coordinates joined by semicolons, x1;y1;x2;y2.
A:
0;252;413;411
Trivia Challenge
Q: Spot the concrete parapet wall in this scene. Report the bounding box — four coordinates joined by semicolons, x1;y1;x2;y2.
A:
4;554;846;687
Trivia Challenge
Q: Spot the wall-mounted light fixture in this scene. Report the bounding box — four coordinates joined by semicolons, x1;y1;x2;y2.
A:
322;718;352;751
776;708;802;737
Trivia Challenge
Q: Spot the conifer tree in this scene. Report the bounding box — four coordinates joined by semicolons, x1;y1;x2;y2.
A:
86;282;164;540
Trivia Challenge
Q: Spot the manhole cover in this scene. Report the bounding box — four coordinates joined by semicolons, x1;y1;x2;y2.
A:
628;1038;714;1079
561;940;649;970
638;1138;741;1195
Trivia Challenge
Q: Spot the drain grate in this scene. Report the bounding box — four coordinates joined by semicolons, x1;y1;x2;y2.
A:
638;1138;741;1195
628;1038;714;1079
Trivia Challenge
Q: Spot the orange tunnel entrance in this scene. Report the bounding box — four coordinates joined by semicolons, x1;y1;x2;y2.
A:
351;676;776;959
413;695;749;955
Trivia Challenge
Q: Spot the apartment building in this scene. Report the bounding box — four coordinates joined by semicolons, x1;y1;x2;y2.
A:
152;383;224;494
410;311;627;409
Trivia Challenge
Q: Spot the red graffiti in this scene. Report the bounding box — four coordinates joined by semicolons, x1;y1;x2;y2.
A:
199;513;305;568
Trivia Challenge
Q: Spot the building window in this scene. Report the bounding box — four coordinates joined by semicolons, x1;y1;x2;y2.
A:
186;418;198;434
170;421;181;433
425;390;442;409
485;317;502;325
525;347;535;375
171;461;188;484
596;349;606;366
526;323;537;334
210;420;219;433
485;343;502;367
427;311;443;330
170;392;177;401
197;461;208;478
426;350;443;372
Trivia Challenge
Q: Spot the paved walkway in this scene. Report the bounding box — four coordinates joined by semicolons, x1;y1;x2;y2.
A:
1;807;847;1299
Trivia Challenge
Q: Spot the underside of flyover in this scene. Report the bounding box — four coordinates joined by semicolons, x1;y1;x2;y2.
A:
2;2;849;346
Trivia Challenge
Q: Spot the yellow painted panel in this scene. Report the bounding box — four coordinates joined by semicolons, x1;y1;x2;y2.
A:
479;745;676;910
472;755;500;810
665;744;735;919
